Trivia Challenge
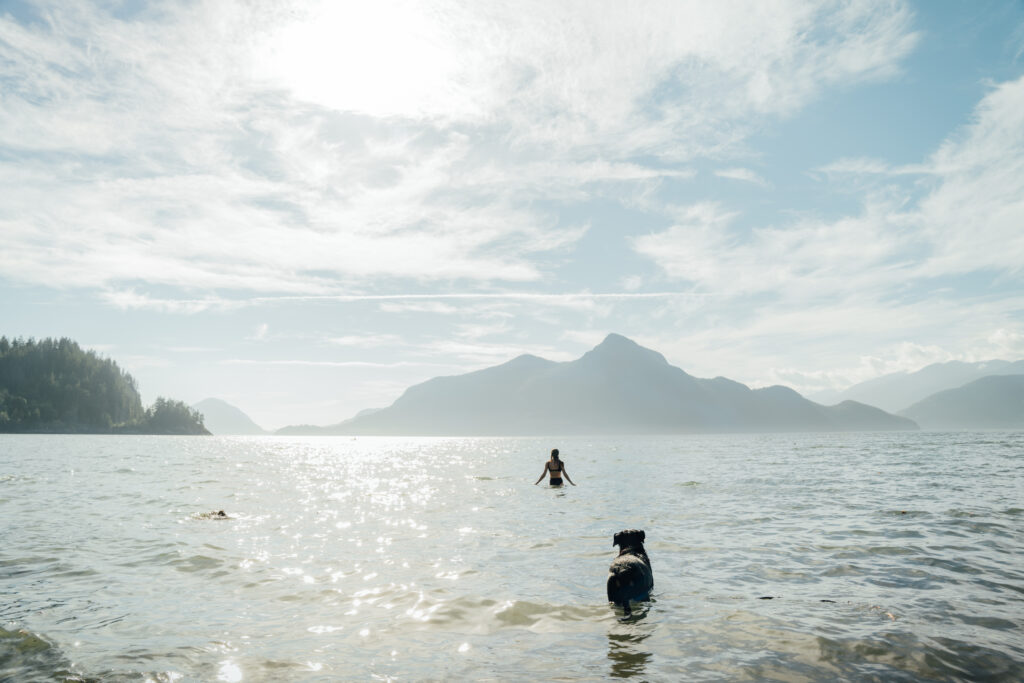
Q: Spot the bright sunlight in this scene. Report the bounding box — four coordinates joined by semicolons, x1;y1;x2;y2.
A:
257;0;466;119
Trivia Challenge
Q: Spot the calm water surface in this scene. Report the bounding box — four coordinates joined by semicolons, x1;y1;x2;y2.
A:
1;432;1022;681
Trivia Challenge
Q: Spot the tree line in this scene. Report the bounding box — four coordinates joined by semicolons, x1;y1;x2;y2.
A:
0;337;208;434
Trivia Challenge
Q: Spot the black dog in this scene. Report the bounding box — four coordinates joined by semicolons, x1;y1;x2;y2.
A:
607;529;653;615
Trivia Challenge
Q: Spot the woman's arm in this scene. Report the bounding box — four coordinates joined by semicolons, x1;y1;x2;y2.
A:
535;464;548;485
562;465;576;486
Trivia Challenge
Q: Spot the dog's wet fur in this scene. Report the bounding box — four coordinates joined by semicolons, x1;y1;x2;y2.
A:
607;529;653;615
193;510;229;520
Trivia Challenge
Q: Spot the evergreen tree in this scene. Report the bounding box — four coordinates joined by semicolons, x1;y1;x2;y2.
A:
142;397;208;435
0;336;207;434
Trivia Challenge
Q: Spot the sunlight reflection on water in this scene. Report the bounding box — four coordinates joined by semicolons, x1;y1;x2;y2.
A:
1;433;1022;680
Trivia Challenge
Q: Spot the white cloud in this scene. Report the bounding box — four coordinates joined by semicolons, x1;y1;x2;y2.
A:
714;168;770;187
635;75;1024;309
977;328;1024;360
92;289;709;314
914;76;1024;277
223;359;451;369
631;202;903;298
406;0;919;157
620;275;644;292
251;323;270;341
632;203;739;289
814;156;927;177
808;77;1024;287
420;339;576;366
100;290;235;314
378;301;463;315
454;321;513;341
0;0;918;299
328;334;404;348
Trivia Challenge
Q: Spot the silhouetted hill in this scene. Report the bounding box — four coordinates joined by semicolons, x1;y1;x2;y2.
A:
811;359;1024;413
193;398;266;435
283;334;917;435
275;423;331;435
900;375;1024;429
274;408;384;435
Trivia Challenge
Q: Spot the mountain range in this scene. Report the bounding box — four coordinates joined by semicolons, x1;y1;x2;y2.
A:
281;334;916;435
900;375;1024;430
810;359;1024;413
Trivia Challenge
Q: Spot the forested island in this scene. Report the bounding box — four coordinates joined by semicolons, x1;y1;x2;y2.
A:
0;337;208;434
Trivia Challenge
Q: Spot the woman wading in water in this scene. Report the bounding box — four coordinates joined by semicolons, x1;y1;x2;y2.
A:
535;448;576;486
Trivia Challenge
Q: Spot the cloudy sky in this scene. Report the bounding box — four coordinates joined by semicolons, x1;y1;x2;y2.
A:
2;0;1023;429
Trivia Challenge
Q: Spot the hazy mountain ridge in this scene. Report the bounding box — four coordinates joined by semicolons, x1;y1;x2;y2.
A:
193;398;267;435
284;334;917;435
811;359;1024;413
900;375;1024;430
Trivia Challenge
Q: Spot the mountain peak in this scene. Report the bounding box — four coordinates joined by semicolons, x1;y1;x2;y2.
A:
596;332;634;347
193;397;266;435
585;333;668;366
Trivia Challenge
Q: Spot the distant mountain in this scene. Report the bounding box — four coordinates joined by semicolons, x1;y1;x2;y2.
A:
811;359;1024;413
193;398;266;435
274;408;383;435
282;334;916;435
899;375;1024;430
275;423;329;435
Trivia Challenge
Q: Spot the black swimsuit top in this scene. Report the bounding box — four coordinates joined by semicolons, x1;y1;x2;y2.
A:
548;461;562;473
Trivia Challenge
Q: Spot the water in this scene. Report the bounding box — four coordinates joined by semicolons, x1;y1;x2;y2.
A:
1;432;1022;681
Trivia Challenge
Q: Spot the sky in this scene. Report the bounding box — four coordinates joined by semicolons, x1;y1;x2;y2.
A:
2;0;1024;430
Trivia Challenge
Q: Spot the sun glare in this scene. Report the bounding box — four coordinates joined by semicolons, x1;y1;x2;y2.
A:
258;1;463;119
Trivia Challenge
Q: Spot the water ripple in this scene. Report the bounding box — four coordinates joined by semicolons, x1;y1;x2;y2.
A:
1;432;1022;680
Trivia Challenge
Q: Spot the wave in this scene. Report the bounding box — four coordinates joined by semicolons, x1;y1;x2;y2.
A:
0;624;92;683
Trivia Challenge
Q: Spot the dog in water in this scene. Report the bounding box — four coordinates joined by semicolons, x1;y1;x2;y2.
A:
607;529;653;615
193;510;229;520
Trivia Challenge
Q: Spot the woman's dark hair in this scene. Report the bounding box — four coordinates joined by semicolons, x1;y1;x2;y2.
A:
551;448;560;459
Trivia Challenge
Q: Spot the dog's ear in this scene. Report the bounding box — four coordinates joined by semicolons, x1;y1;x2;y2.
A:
613;531;621;547
639;530;645;542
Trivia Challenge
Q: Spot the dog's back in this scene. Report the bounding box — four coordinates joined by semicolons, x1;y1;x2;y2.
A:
607;529;653;612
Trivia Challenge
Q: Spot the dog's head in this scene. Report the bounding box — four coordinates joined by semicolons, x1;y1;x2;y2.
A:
613;529;646;549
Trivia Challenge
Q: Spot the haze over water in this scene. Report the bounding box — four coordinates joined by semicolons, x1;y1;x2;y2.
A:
2;432;1022;681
